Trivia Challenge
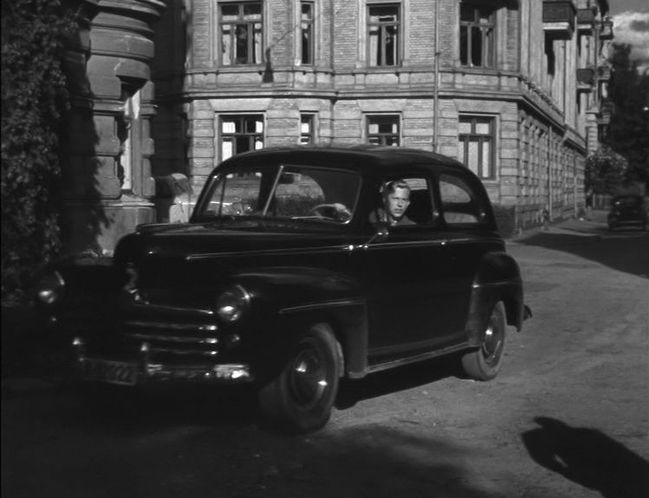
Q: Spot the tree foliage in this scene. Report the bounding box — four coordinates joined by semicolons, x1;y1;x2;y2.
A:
1;0;74;303
585;145;628;194
605;43;649;190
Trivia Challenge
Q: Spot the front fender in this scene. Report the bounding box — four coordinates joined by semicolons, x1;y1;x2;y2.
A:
230;266;369;379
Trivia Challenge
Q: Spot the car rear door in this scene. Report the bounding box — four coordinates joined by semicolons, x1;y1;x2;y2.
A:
435;170;503;341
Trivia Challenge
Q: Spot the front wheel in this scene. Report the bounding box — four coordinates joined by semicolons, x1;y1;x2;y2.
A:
461;301;507;381
258;323;341;433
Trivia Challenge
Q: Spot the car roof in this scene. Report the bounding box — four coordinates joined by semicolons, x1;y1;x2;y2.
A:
217;145;466;175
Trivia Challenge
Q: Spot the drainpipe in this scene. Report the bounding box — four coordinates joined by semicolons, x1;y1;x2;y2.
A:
432;0;440;152
547;127;552;221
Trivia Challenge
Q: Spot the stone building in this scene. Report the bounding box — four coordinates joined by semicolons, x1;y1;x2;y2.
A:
60;0;166;255
150;0;613;232
58;0;613;253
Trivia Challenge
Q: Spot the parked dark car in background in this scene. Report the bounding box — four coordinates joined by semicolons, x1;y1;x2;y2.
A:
607;195;648;231
36;146;528;432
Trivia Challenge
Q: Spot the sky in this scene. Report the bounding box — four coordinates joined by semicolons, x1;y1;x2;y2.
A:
609;1;649;72
609;0;649;15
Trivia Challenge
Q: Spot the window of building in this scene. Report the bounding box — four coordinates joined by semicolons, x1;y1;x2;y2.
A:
220;115;264;160
117;91;140;192
545;36;555;77
368;4;400;67
458;116;495;179
300;114;315;144
459;2;495;67
300;2;314;64
220;2;263;65
367;115;400;146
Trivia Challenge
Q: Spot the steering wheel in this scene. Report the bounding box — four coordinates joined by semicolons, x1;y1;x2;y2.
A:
309;203;352;222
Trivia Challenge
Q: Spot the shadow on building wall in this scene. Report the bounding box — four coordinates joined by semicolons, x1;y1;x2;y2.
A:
150;0;193;224
57;3;108;257
58;105;108;257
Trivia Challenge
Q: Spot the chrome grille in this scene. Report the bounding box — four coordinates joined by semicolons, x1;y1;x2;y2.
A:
122;319;221;358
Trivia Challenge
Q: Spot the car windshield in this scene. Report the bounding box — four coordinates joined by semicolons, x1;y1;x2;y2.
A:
196;164;361;224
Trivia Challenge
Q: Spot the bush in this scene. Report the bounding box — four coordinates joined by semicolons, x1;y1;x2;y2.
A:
1;0;74;303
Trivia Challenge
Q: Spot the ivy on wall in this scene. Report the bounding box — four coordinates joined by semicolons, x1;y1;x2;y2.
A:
1;0;74;303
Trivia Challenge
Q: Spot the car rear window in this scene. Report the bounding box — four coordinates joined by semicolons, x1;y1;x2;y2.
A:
438;173;486;226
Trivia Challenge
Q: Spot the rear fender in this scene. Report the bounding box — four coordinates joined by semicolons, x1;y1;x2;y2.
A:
465;252;524;346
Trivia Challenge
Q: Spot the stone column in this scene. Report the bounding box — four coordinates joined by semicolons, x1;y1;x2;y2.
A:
60;0;166;256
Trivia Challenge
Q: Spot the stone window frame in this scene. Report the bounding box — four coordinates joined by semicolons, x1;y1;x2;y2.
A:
366;2;402;67
217;1;264;67
459;1;497;68
299;1;315;65
457;114;497;180
365;114;401;146
299;113;317;145
217;114;265;162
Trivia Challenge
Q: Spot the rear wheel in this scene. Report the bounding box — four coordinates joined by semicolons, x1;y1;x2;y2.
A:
461;301;506;381
258;323;341;433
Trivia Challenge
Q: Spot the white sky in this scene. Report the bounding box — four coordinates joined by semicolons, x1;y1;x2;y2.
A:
612;10;649;72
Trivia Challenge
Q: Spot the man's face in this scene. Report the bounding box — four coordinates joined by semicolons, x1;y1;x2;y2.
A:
385;187;410;221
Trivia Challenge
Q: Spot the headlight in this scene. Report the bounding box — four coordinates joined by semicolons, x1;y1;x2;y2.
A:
216;285;250;323
36;271;65;306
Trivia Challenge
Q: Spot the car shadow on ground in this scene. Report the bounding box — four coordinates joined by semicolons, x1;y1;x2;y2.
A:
336;354;461;408
521;417;649;498
3;394;508;498
517;225;649;278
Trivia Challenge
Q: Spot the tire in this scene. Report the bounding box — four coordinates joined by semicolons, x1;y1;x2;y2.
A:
461;301;506;381
258;323;341;433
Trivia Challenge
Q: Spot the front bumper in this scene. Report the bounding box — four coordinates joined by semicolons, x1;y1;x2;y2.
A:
73;336;253;385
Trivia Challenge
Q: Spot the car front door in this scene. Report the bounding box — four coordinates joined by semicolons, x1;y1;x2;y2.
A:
360;176;461;364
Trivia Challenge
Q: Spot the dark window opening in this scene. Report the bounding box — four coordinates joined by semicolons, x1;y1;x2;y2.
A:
459;2;495;67
301;2;314;64
367;115;400;146
220;115;264;160
220;2;263;65
368;4;400;67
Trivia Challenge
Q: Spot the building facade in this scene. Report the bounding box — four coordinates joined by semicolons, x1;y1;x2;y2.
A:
149;0;612;233
59;0;166;255
58;0;613;254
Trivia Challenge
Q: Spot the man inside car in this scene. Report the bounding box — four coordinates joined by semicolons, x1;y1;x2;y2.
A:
371;179;415;226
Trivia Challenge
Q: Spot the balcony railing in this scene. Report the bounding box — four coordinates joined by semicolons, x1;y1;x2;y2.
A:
543;0;577;39
577;67;595;88
597;65;611;81
599;18;614;40
576;7;595;33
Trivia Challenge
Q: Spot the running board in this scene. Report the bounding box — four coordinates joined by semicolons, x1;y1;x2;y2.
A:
365;342;470;375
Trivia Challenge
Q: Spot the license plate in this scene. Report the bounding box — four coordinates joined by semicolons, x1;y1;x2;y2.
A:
81;358;138;386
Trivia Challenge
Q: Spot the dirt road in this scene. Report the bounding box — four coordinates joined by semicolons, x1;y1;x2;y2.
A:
2;219;648;498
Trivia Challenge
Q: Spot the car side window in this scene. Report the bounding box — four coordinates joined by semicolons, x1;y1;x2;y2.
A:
370;177;435;227
439;173;484;225
402;178;435;225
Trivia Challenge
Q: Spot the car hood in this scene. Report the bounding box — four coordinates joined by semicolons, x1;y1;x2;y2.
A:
115;221;356;262
112;221;363;307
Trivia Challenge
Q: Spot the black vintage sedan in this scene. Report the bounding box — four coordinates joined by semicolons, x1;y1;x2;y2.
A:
607;195;648;231
36;146;528;432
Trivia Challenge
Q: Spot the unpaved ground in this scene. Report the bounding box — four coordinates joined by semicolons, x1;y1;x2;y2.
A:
2;218;648;498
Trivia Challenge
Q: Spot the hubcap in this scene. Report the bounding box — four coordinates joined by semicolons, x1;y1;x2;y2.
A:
481;312;504;366
288;344;328;409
